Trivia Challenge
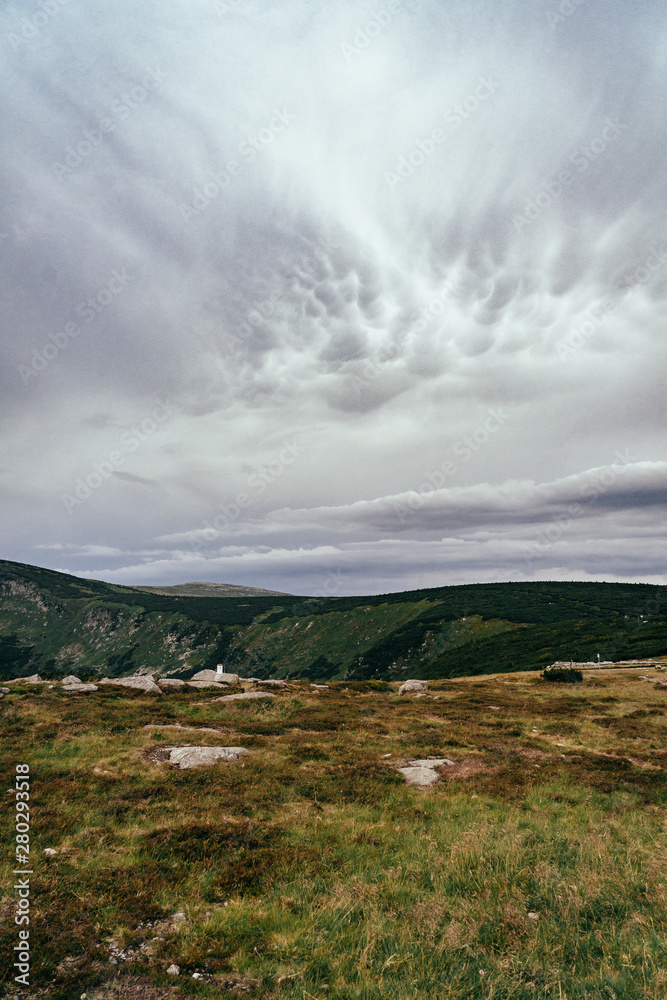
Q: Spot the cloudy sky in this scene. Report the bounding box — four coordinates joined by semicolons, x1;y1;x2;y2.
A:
1;0;666;596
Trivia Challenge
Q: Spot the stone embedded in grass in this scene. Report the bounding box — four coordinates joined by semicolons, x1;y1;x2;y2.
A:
158;678;186;689
167;964;180;975
162;746;248;769
0;687;9;694
99;675;162;694
398;757;455;787
44;847;57;855
398;679;428;695
211;691;277;702
64;682;98;693
256;678;287;688
62;675;82;684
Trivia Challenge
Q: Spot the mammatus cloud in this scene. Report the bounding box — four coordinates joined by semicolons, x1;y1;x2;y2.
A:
0;0;665;593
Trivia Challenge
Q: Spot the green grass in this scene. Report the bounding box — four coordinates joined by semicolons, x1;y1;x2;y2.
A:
1;669;667;998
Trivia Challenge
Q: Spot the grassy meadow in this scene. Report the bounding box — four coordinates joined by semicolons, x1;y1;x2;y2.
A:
2;668;667;999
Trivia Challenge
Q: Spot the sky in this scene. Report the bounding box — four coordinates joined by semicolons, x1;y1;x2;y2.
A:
1;0;666;597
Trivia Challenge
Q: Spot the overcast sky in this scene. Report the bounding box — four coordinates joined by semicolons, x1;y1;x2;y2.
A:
1;0;666;596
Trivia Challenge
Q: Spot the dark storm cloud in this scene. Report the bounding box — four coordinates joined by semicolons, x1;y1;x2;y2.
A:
0;0;665;592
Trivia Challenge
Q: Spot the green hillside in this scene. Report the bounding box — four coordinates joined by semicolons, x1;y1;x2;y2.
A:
0;559;665;681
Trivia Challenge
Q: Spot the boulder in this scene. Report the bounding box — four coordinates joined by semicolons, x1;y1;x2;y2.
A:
192;669;238;684
165;746;248;769
238;677;261;683
0;687;9;694
398;679;428;696
256;679;287;689
99;675;162;695
61;675;82;685
211;691;277;703
157;678;186;689
64;682;98;693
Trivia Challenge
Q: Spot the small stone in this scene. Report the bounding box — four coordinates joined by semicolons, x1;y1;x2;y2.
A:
166;964;180;975
44;847;57;855
192;972;203;979
527;911;539;920
0;687;9;694
172;911;186;922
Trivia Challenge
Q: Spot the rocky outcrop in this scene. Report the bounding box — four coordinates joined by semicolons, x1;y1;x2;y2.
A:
256;679;287;689
398;679;428;695
158;678;186;689
99;675;162;694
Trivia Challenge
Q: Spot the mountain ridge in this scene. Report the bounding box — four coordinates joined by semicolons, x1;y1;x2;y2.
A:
0;558;665;682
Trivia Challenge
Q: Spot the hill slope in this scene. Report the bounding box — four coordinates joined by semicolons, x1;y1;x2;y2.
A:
0;559;665;680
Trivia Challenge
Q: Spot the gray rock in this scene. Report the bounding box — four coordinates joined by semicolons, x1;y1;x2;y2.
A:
192;669;238;684
398;679;428;696
99;675;162;694
210;691;277;703
64;682;98;693
238;677;261;683
165;746;248;769
157;678;186;689
399;765;442;786
310;683;330;689
61;675;82;685
398;757;455;787
167;964;180;975
0;687;9;694
256;679;287;688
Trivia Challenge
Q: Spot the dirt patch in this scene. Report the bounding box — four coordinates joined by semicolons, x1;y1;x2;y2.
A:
439;755;499;780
